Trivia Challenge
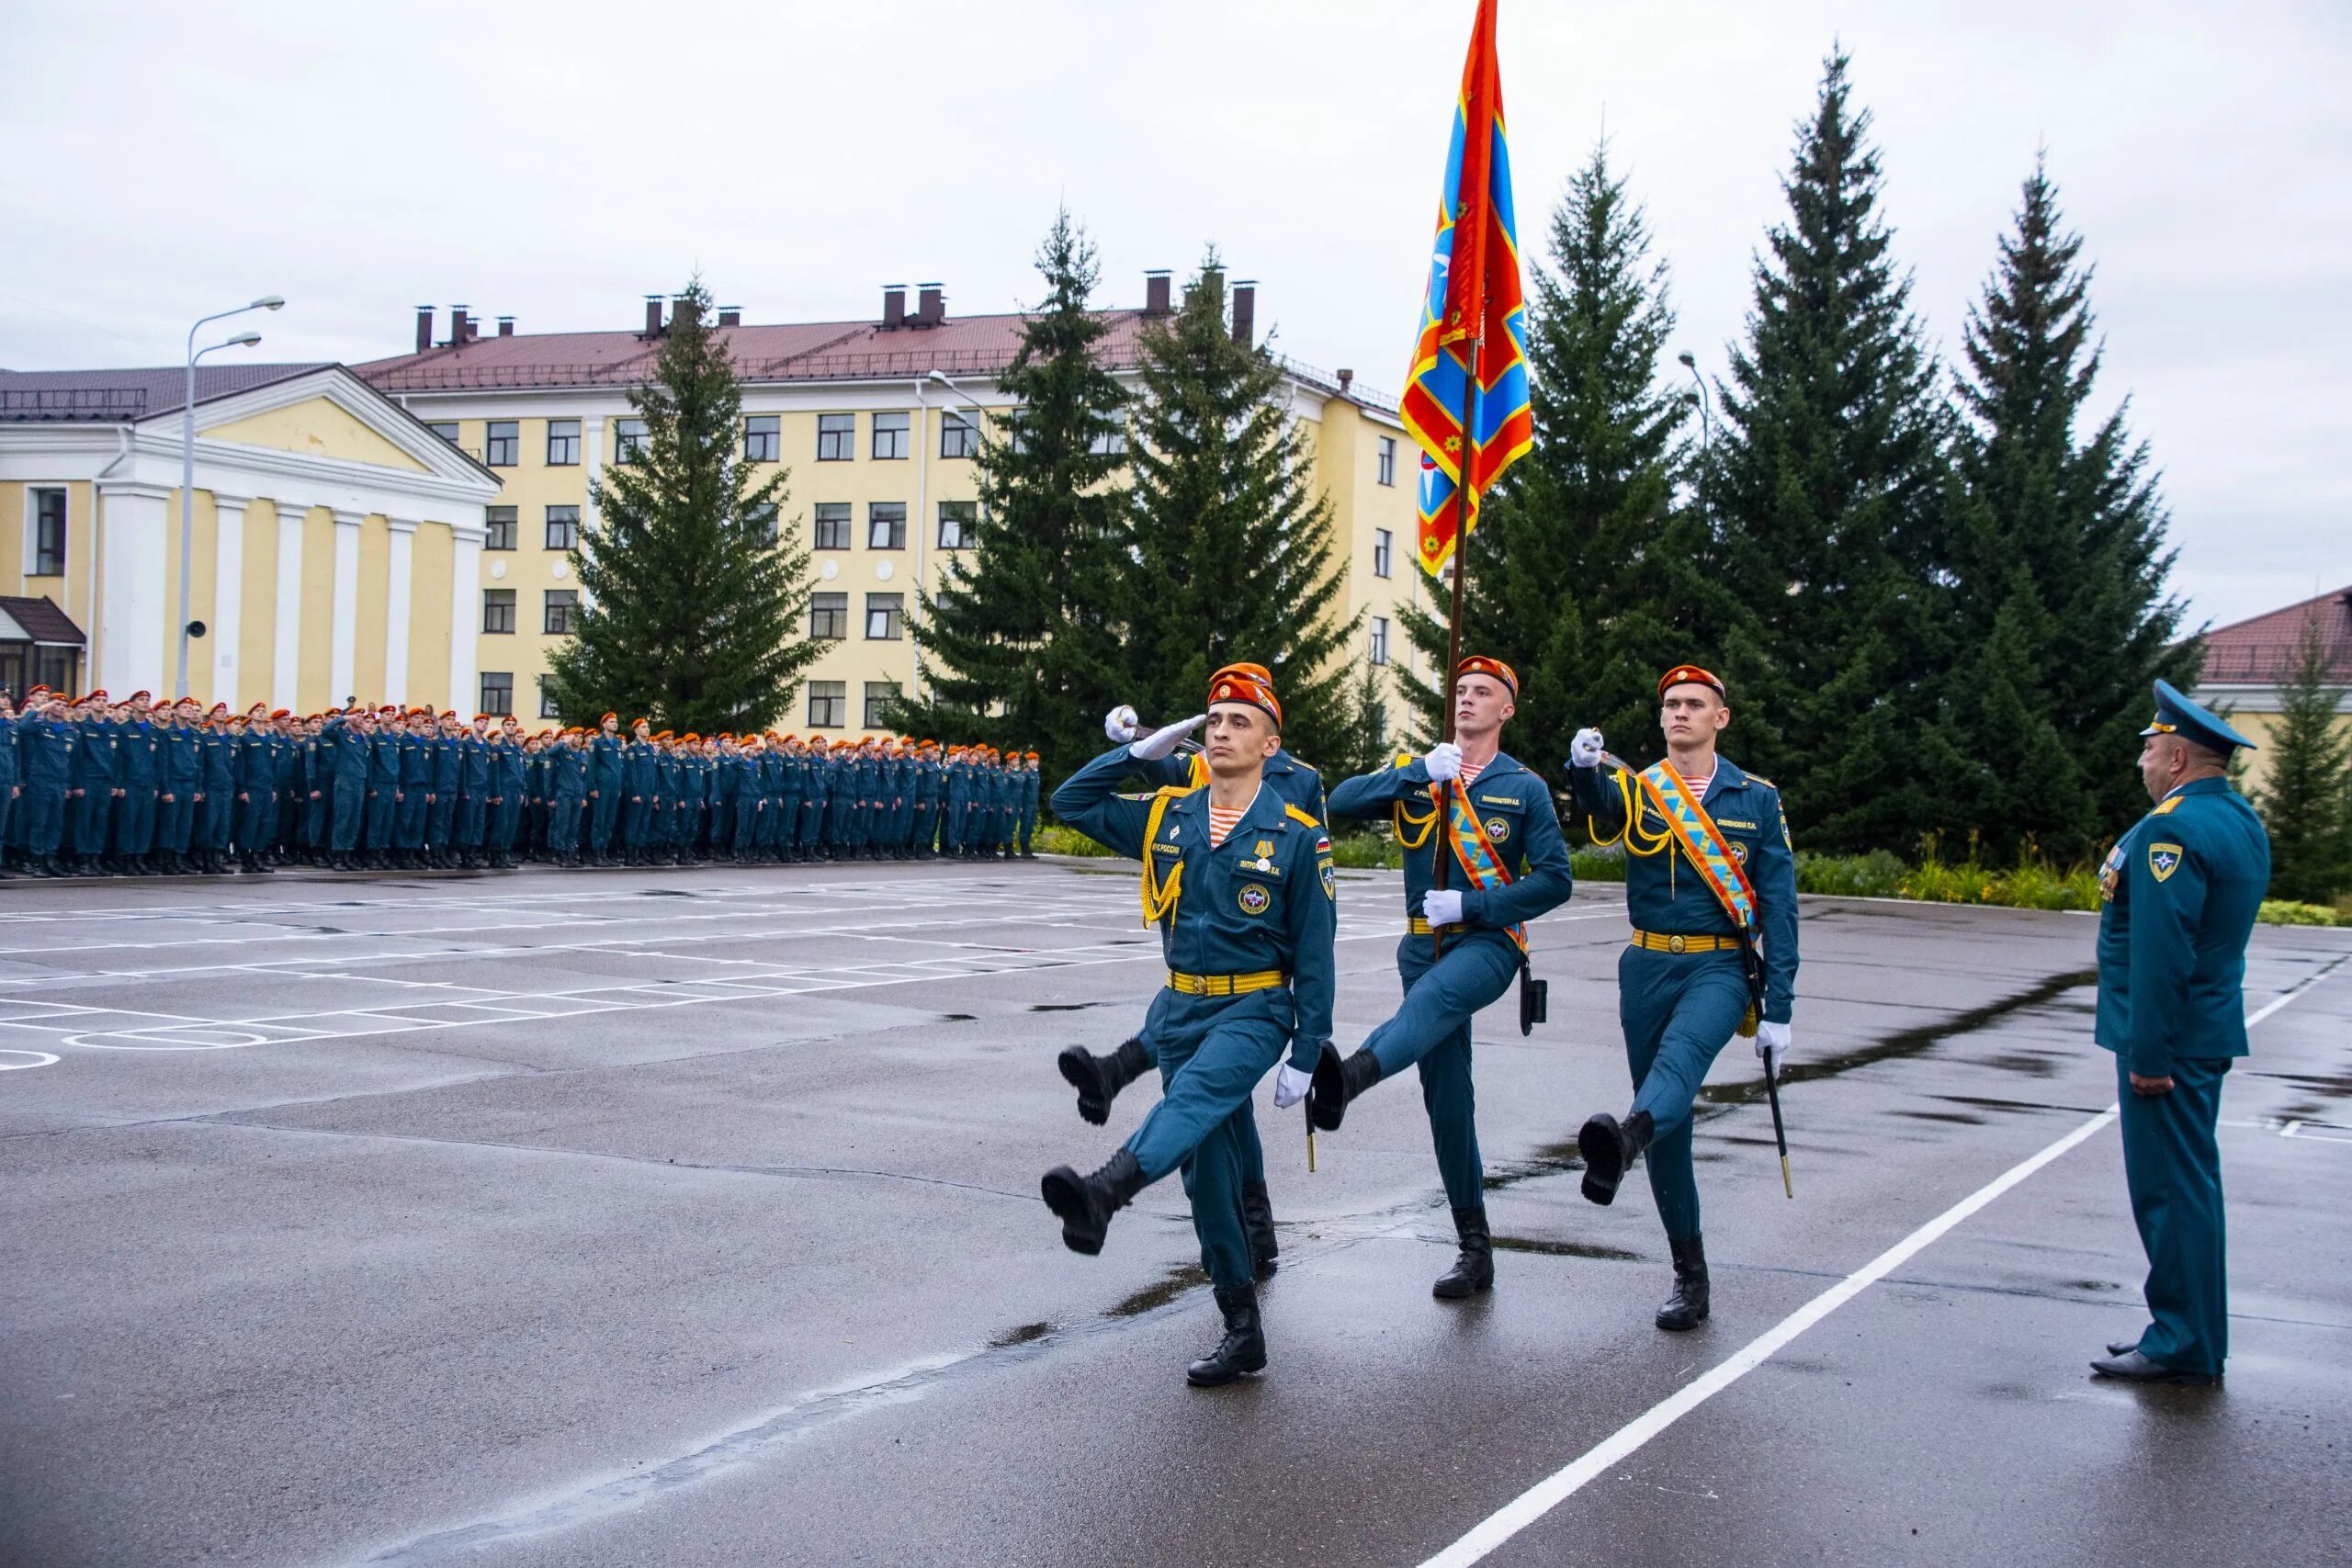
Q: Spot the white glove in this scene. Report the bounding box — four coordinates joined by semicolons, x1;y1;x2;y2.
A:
1756;1020;1791;1075
1128;713;1204;761
1104;705;1140;743
1422;888;1465;930
1273;1063;1312;1109
1570;728;1604;768
1423;740;1463;783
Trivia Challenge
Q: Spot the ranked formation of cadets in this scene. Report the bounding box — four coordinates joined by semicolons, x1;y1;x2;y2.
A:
0;687;1043;878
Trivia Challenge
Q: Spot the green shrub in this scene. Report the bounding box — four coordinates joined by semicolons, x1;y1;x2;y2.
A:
1035;824;1115;858
1571;846;1627;883
1329;832;1400;870
1795;850;1905;897
2258;898;2344;927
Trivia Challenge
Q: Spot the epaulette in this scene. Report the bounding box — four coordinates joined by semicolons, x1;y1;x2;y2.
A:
1747;773;1775;789
1394;750;1417;771
1283;803;1320;829
2153;796;2182;816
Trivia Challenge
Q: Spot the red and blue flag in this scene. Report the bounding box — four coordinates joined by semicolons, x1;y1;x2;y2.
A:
1400;0;1533;578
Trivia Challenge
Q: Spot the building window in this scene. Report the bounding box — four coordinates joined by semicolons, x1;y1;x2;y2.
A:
866;502;906;550
865;592;904;640
749;501;779;544
864;681;902;729
1089;424;1128;456
546;419;581;466
544;504;580;551
1373;527;1393;579
480;671;514;716
482;589;516;634
1376;434;1397;487
744;415;780;463
871;411;910;460
427;421;460;446
543;589;580;635
940;411;978;458
806;681;845;728
808;592;848;640
817;412;854;461
1370;616;1390;666
937;500;977;549
483;505;518;551
537;676;562;719
616;417;649;462
812;502;852;551
484;420;519;467
29;488;67;576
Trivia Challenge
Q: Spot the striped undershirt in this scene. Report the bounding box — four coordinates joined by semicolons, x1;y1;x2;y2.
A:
1207;806;1245;847
1457;756;1487;786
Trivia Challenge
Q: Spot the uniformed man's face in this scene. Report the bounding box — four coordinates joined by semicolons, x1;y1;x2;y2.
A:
1204;704;1279;775
1660;684;1729;748
1453;674;1514;739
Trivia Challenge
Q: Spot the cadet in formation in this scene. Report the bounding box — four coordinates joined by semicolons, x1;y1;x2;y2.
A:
1564;665;1799;1331
1310;656;1576;1297
2087;681;2271;1386
1042;663;1336;1386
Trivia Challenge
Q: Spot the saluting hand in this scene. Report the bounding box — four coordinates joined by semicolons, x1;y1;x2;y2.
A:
1569;728;1604;768
1103;705;1141;743
1129;714;1203;761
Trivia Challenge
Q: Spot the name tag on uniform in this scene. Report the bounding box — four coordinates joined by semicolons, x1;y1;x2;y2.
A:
1476;794;1518;807
1716;818;1758;830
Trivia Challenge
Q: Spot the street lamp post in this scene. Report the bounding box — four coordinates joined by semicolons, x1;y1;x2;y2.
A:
178;295;285;699
1677;350;1713;525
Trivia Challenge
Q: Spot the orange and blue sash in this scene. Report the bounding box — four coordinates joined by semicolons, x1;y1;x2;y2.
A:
1636;762;1758;934
1442;780;1525;953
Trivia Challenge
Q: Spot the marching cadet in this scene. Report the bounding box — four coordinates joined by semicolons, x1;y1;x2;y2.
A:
198;704;236;874
1565;665;1798;1331
2088;681;2271;1385
1043;663;1337;1385
1314;657;1575;1297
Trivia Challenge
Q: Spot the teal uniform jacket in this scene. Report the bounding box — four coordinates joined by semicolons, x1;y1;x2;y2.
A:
1329;750;1575;940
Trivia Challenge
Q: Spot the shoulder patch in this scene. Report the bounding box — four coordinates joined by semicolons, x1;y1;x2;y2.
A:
1283;804;1321;829
2148;841;2185;882
2152;796;2183;816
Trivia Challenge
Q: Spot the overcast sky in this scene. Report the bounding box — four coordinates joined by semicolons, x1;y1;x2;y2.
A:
4;0;2343;631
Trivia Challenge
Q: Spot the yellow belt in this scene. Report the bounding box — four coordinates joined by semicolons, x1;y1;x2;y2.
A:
1407;916;1435;935
1167;969;1286;997
1628;930;1740;955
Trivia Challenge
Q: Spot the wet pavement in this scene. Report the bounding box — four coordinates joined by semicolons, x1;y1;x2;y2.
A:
0;862;2346;1567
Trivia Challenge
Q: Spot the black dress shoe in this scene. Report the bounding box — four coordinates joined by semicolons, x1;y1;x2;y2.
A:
1307;1043;1381;1132
1577;1109;1653;1205
2090;1349;2217;1385
1656;1233;1709;1330
1040;1148;1144;1256
1432;1205;1494;1299
2107;1339;2139;1358
1058;1037;1149;1126
1186;1285;1268;1386
1241;1180;1279;1280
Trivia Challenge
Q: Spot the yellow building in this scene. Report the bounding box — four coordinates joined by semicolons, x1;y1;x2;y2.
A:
356;278;1431;737
2192;584;2352;799
0;365;500;711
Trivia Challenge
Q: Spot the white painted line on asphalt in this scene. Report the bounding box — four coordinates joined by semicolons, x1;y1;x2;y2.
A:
1416;961;2340;1568
0;1047;59;1070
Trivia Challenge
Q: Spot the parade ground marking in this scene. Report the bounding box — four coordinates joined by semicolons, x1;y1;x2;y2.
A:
1418;954;2343;1568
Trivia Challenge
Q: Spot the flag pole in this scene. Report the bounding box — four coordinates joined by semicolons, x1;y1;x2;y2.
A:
1428;332;1482;953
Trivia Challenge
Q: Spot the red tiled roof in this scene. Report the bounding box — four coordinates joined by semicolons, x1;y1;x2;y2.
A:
2197;585;2352;685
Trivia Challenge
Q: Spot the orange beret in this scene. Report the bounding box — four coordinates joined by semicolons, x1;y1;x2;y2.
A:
1657;664;1725;700
1456;656;1519;697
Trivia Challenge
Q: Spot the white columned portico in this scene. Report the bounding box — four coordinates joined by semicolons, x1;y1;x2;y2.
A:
447;521;484;715
384;516;417;705
211;494;249;709
96;481;171;695
329;509;362;705
273;501;306;710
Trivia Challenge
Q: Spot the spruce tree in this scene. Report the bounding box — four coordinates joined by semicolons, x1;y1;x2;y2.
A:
2254;605;2351;903
896;209;1132;780
1112;253;1357;766
1711;50;1958;852
1943;158;2198;860
546;279;816;734
1396;140;1724;775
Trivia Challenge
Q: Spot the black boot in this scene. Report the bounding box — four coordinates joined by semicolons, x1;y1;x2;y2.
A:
1656;1233;1710;1331
1432;1205;1495;1299
1241;1180;1279;1280
1058;1037;1149;1126
1186;1285;1268;1387
1306;1042;1382;1132
1040;1148;1145;1256
1577;1109;1653;1206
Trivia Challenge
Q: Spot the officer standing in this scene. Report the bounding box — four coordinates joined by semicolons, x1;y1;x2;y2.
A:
16;690;76;877
2088;680;2271;1385
1043;665;1337;1386
1314;657;1575;1297
1565;665;1799;1331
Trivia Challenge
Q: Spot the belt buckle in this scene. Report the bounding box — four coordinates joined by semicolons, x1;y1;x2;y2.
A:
1667;934;1687;954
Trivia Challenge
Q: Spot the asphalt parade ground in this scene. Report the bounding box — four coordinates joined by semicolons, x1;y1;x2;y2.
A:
1;861;2346;1568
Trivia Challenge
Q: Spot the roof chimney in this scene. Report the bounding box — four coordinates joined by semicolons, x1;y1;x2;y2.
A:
916;283;944;327
1230;280;1256;348
414;307;435;354
672;294;695;332
882;284;907;330
1337;368;1354;393
495;316;514;337
644;295;664;338
717;306;741;328
448;305;469;346
1144;270;1172;316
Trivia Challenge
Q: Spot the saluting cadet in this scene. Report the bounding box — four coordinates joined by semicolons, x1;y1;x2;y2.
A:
1315;657;1576;1297
318;706;369;873
1565;665;1798;1331
2088;681;2272;1385
16;689;75;877
1045;665;1338;1385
